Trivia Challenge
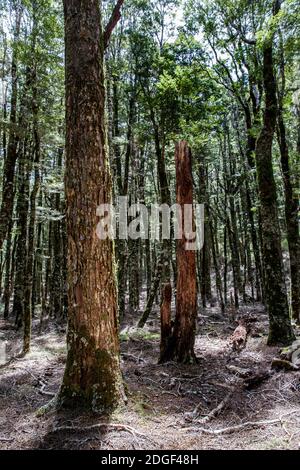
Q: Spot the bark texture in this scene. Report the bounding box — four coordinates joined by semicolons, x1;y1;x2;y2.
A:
58;0;123;410
255;37;294;345
161;141;197;363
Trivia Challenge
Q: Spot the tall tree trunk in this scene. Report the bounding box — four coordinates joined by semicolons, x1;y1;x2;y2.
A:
210;213;225;313
198;153;212;308
277;43;300;323
255;22;294;345
23;58;40;353
12;140;30;329
23;159;39;353
2;218;14;319
49;150;64;321
0;6;22;250
140;106;172;321
161;141;197;363
58;0;123;410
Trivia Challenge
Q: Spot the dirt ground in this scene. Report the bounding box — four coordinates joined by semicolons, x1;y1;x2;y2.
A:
1;304;300;450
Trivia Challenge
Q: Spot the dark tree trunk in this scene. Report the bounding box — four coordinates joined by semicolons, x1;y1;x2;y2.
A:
2;218;14;319
23;64;40;354
0;7;22;250
49;150;64;321
210;214;225;313
277;45;300;323
198;154;212;308
12;139;30;329
159;282;172;363
255;36;294;345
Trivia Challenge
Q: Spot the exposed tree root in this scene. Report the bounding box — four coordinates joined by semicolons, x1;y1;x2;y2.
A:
49;423;156;444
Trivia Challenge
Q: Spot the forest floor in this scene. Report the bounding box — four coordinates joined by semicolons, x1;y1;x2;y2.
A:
1;303;300;450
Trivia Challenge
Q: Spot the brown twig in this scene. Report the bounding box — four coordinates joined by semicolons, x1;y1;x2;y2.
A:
104;0;125;50
185;409;300;435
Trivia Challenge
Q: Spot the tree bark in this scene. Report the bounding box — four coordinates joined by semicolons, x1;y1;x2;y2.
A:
161;141;197;363
58;0;123;410
277;43;300;323
255;34;294;345
0;6;22;250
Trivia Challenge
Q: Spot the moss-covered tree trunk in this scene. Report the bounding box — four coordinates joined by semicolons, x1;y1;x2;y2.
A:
277;42;300;323
255;33;294;345
58;0;123;410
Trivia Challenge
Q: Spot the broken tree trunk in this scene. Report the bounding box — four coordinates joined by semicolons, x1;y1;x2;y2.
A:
161;141;197;363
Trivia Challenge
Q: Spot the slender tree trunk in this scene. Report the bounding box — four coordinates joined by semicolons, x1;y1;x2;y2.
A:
23;160;40;353
49;150;64;321
23;61;40;353
159;282;172;363
223;225;228;306
58;0;123;410
40;221;52;331
0;6;22;250
198;154;212;307
2;218;14;319
210;214;225;313
12;138;30;329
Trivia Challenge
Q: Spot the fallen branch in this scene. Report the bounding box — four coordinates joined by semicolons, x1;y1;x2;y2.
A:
186;409;300;435
271;358;299;371
226;364;252;378
121;352;145;363
39;384;55;397
197;389;234;424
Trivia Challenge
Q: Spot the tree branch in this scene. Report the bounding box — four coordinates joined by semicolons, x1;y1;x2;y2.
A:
104;0;125;50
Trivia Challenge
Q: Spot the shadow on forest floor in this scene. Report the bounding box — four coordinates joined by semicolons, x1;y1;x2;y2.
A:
1;304;300;450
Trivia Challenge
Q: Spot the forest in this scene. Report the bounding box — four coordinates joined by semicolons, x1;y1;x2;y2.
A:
0;0;299;453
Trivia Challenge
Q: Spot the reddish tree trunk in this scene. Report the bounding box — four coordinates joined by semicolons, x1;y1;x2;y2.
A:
161;141;197;363
58;0;123;410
